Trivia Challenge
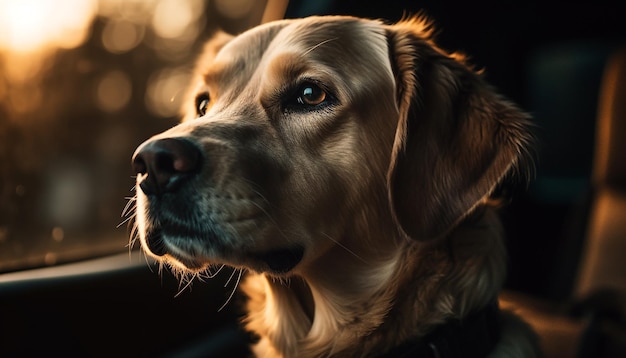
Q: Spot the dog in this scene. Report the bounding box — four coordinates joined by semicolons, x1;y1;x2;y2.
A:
130;14;542;357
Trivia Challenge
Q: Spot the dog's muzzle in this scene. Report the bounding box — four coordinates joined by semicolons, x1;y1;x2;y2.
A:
131;137;203;257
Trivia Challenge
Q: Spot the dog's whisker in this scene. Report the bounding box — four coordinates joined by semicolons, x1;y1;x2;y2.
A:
195;270;210;283
225;182;294;245
116;214;135;228
223;267;238;288
271;274;290;287
303;37;338;56
218;268;243;312
126;222;139;261
206;264;225;279
127;223;139;248
127;243;134;260
142;252;156;274
126;232;138;256
240;179;272;208
245;195;293;243
121;197;137;218
174;273;197;298
321;232;368;264
131;222;139;239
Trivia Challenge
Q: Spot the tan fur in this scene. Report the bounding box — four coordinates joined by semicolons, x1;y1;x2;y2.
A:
132;15;540;357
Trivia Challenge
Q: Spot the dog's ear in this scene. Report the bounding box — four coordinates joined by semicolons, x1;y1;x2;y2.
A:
195;30;234;71
385;17;533;240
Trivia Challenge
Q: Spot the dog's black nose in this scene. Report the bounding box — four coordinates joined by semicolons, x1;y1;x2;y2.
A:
132;138;201;195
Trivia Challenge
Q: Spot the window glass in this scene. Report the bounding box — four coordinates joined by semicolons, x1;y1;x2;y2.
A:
0;0;268;273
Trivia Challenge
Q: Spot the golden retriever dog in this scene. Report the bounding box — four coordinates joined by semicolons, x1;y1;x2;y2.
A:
130;15;541;357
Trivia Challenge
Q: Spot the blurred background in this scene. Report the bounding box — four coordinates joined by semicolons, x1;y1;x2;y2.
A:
2;0;623;297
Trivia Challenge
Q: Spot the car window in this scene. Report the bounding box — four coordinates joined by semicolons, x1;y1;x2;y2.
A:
0;0;271;273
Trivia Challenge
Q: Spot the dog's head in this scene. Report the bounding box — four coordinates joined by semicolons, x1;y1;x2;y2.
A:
130;15;532;276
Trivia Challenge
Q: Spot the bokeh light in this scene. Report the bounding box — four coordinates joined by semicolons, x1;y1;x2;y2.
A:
96;70;133;113
5;78;44;114
97;0;154;24
214;0;256;19
146;68;192;118
102;19;144;54
44;161;93;229
152;0;195;39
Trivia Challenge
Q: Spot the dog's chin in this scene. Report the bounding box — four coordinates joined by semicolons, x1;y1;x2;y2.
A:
140;229;209;271
252;246;305;274
142;229;305;275
164;255;208;272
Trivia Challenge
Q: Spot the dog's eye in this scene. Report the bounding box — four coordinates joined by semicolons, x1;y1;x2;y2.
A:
281;81;335;113
195;92;211;116
296;83;327;106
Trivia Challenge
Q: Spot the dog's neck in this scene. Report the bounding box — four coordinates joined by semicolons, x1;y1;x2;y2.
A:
243;207;506;357
244;239;401;357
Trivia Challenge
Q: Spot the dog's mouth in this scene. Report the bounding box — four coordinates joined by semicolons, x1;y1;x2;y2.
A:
143;229;207;270
144;230;168;257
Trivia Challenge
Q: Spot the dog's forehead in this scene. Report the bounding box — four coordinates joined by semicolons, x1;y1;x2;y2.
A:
223;16;386;55
205;17;392;95
276;16;385;51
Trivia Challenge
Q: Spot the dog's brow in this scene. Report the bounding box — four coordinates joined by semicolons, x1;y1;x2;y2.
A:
202;64;226;85
202;59;245;86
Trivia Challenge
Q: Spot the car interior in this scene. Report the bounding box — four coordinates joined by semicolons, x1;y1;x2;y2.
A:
0;1;624;357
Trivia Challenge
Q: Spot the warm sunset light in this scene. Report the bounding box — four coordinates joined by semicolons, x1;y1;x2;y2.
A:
0;0;97;53
0;0;212;115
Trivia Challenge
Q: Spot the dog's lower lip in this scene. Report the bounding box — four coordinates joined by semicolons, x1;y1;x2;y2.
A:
172;256;206;270
255;246;305;274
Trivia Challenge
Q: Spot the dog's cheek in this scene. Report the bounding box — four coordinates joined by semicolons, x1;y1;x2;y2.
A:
242;149;289;203
296;159;356;232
